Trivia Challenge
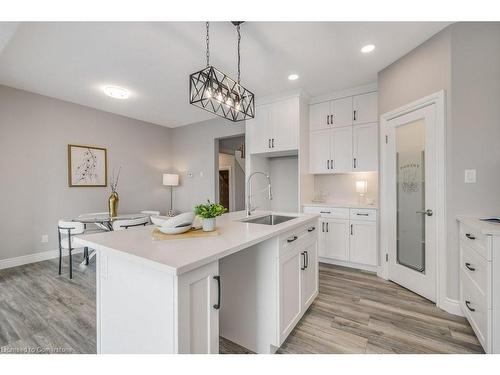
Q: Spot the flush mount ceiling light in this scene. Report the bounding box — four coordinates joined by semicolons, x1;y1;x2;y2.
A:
288;74;299;81
189;22;255;122
361;44;376;54
103;86;130;99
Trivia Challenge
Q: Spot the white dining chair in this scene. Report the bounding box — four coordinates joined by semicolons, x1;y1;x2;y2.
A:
112;217;150;231
58;220;86;279
78;212;110;231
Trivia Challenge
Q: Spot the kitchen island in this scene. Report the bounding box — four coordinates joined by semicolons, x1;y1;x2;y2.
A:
74;210;319;354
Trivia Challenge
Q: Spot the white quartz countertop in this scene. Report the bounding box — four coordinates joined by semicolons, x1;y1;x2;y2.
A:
74;210;319;275
302;202;379;210
457;216;500;236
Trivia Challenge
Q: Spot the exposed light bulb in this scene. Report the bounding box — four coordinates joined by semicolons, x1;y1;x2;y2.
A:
205;88;212;98
226;98;233;107
216;92;223;102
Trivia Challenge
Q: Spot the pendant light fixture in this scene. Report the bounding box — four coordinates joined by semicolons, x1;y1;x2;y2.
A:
189;22;255;122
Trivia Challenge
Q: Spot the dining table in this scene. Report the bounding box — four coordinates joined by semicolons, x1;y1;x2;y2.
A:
72;213;150;264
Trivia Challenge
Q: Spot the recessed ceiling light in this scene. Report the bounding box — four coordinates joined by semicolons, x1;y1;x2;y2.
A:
103;86;130;99
288;74;299;81
361;44;375;54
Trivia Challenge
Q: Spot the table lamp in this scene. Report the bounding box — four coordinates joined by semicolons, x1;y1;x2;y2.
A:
163;173;179;216
356;180;368;205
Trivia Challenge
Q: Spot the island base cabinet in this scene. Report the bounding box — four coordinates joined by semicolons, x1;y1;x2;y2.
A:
176;261;220;354
97;251;176;354
301;241;319;308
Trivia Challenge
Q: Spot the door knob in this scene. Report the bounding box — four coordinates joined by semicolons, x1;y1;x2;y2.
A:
416;209;433;216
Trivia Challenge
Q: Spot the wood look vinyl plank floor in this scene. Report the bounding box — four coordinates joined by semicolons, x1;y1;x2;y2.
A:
0;259;483;354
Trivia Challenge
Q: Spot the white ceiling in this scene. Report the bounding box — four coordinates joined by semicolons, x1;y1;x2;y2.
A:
0;22;450;128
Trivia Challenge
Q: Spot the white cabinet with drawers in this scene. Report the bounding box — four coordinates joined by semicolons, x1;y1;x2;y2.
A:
457;217;500;354
304;205;378;271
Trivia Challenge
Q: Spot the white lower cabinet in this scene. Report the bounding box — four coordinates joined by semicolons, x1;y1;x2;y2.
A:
279;246;303;341
177;261;220;354
305;206;378;270
457;218;500;354
349;220;377;266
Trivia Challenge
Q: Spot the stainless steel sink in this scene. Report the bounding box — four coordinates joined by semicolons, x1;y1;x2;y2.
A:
240;215;297;225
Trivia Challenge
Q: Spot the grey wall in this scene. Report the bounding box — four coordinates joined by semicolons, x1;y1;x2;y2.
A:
0;85;172;261
378;22;500;300
170;118;245;213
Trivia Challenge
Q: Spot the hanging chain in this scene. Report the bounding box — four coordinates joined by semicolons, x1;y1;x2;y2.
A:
237;23;241;84
206;22;210;67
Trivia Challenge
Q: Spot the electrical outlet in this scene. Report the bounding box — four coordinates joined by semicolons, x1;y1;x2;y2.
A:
41;234;49;243
464;169;477;184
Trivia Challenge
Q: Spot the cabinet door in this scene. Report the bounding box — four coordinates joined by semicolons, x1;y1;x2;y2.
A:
279;248;302;343
349;221;377;266
332;96;353;127
353;92;378;125
353;122;378;172
323;219;350;261
247;103;272;154
309;129;331;174
273;97;299;151
177;261;220;354
309;101;331;131
331;126;353;173
301;242;318;308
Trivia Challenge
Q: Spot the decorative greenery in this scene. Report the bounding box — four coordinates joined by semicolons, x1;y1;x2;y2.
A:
194;200;226;219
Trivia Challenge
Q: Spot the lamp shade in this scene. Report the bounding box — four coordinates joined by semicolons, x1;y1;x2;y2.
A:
355;180;367;194
163;173;179;186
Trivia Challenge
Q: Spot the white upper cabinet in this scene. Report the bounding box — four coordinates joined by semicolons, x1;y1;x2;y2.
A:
331;126;353;173
309;101;331;131
353;92;378;125
332;96;353;127
309;129;331;174
273;97;299;152
248;103;272;154
309;91;378;174
353;122;378;172
246;96;299;154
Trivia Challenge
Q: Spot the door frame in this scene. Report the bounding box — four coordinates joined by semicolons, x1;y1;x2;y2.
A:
378;91;458;315
218;165;234;211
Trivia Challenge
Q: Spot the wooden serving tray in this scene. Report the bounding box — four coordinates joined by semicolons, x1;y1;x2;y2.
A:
152;227;220;241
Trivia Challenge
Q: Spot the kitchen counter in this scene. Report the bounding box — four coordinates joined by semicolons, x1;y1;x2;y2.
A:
74;210;319;275
302;202;379;210
457;215;500;236
73;210;319;354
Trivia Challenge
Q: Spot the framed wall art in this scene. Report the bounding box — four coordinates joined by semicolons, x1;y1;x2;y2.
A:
67;144;107;187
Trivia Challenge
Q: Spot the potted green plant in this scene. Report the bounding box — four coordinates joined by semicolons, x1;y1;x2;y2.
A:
194;200;226;232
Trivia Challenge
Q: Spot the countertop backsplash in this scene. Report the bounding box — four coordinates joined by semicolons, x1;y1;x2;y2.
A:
313;172;378;207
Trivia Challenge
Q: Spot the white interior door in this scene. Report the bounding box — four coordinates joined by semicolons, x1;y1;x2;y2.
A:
386;104;437;302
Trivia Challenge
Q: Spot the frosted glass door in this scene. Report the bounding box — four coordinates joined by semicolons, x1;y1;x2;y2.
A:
395;120;425;272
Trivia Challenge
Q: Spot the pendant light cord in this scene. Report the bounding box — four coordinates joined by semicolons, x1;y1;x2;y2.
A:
206;22;210;67
237;23;241;84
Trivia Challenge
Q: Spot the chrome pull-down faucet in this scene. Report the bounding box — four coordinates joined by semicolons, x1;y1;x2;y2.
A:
246;171;272;216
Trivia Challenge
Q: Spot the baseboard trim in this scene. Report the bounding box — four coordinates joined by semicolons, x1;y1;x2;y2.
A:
439;297;464;317
0;248;84;271
319;257;378;273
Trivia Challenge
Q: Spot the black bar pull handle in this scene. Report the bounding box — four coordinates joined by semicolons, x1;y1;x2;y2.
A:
327;115;330;125
305;251;309;269
301;252;306;270
350;224;353;235
268;139;271;149
320;211;331;214
272;138;275;148
465;262;476;271
213;276;221;310
465;300;475;312
287;235;298;243
307;226;316;232
465;233;476;240
353;110;357;121
327;160;330;169
322;222;325;232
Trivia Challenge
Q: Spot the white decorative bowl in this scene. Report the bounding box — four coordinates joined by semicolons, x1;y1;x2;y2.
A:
158;225;191;235
151;215;170;226
160;212;195;229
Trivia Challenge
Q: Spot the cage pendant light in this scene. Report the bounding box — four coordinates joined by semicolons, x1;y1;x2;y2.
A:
189;22;255;122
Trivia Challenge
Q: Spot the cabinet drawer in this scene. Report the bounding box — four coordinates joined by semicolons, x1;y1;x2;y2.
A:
460;243;489;297
279;223;318;255
460;271;488;348
303;206;350;219
349;209;377;222
459;223;488;259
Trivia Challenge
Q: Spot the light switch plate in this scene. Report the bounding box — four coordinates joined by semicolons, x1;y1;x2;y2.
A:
464;169;477;184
